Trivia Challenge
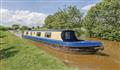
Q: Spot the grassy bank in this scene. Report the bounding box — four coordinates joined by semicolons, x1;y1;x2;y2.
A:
0;31;78;70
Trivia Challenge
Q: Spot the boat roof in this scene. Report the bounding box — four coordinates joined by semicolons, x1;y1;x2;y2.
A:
25;29;74;32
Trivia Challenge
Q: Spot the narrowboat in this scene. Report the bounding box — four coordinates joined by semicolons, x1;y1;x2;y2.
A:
22;30;104;53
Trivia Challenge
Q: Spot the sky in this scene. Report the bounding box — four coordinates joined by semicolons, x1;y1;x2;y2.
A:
0;0;101;27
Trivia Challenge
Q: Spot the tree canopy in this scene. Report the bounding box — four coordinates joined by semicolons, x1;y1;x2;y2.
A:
12;24;20;30
20;26;29;30
83;0;120;41
44;6;83;29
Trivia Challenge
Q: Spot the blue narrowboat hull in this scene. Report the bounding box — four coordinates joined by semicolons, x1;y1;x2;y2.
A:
23;35;102;48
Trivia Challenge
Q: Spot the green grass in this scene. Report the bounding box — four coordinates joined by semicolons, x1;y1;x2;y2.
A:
0;31;78;70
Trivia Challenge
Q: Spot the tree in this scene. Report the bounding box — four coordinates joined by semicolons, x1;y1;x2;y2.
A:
32;26;35;29
20;26;28;31
83;0;120;41
44;5;83;29
45;15;55;29
37;26;40;29
12;24;20;30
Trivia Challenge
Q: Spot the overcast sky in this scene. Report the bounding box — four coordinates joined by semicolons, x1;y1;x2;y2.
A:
0;0;101;27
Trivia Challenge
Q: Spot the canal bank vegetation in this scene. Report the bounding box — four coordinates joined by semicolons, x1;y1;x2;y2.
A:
0;31;78;70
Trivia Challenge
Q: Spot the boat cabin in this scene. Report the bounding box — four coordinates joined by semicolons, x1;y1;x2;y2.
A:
23;30;78;42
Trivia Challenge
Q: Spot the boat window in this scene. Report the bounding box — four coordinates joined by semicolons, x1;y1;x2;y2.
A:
26;32;28;35
61;30;78;42
37;32;41;36
45;32;51;38
65;32;71;39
